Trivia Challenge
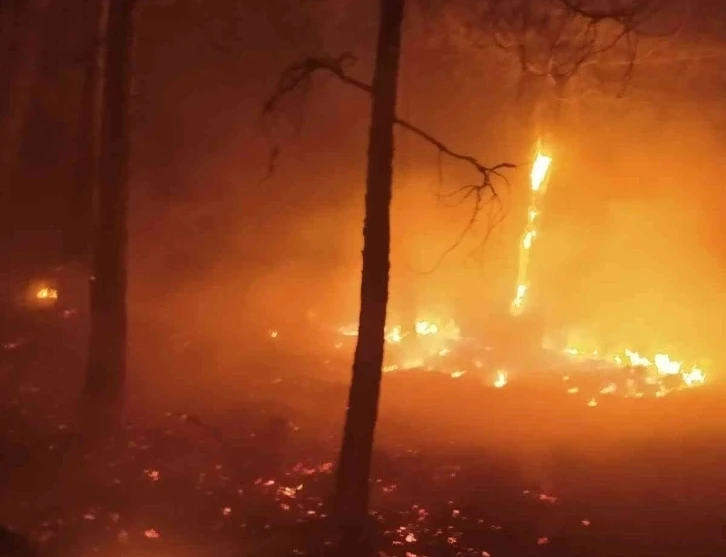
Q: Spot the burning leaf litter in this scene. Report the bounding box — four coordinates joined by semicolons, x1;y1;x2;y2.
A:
272;313;709;404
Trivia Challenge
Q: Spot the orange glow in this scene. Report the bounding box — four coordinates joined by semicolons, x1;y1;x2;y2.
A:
414;320;439;336
561;343;707;393
36;287;58;300
386;325;404;344
327;315;709;397
530;152;553;193
511;144;552;315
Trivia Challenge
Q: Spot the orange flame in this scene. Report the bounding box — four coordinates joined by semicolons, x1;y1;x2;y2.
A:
511;144;552;315
36;287;58;300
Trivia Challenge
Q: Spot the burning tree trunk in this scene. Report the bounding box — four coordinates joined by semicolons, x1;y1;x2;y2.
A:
63;0;107;263
84;0;136;431
332;0;405;551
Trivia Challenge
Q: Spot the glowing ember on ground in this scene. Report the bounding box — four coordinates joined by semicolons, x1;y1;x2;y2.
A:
493;370;508;388
36;287;58;300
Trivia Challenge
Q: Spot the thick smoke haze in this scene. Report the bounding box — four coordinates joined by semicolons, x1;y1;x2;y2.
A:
5;0;726;402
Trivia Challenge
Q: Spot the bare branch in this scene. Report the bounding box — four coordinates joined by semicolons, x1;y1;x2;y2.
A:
463;0;669;92
557;0;660;23
263;54;516;267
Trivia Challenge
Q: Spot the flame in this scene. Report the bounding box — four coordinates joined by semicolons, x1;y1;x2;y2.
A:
625;349;650;367
36;287;58;300
599;383;617;395
511;144;552;315
511;284;528;312
414;320;439;336
653;353;681;375
683;366;706;386
337;317;461;374
530;152;553;193
386;326;404;344
562;343;707;393
330;310;707;398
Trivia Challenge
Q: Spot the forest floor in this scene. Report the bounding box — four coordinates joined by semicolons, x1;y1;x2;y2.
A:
1;308;726;557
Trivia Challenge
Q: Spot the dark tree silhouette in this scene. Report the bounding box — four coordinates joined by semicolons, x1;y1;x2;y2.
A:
0;525;36;557
331;1;404;553
449;0;671;130
63;0;107;263
264;2;513;553
0;0;51;189
84;0;137;432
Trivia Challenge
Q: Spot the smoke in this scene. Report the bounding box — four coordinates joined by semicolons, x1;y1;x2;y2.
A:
117;2;726;407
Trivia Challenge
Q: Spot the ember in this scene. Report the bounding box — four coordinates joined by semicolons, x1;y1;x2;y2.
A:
35;286;58;300
329;315;709;401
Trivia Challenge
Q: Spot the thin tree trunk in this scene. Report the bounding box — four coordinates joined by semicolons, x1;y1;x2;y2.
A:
83;0;135;433
0;1;20;80
0;0;51;191
333;0;405;554
63;0;107;263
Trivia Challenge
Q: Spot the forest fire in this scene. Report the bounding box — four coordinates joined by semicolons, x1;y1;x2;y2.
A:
35;287;58;300
315;145;708;401
560;345;707;394
326;315;708;403
511;145;552;315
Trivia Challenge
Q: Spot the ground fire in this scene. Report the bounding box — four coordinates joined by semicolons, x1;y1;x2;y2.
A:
253;144;689;404
35;287;57;300
322;316;708;402
265;143;710;405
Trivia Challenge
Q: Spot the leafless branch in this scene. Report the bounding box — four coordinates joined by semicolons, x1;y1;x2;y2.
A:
469;0;668;91
557;0;660;23
263;53;516;268
414;177;508;275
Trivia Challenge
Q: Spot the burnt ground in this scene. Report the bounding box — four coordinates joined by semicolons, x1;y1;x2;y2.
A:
1;308;726;557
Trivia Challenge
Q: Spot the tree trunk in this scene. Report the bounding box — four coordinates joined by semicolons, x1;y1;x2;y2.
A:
332;0;405;554
83;0;135;433
0;0;51;191
63;0;107;263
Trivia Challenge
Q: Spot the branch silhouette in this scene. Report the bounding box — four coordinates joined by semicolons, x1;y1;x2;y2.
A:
263;53;516;270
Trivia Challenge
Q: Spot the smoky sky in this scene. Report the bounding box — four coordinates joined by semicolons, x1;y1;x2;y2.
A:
5;0;726;370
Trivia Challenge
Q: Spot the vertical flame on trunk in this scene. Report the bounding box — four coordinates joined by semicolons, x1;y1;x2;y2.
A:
511;143;552;315
493;370;508;388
